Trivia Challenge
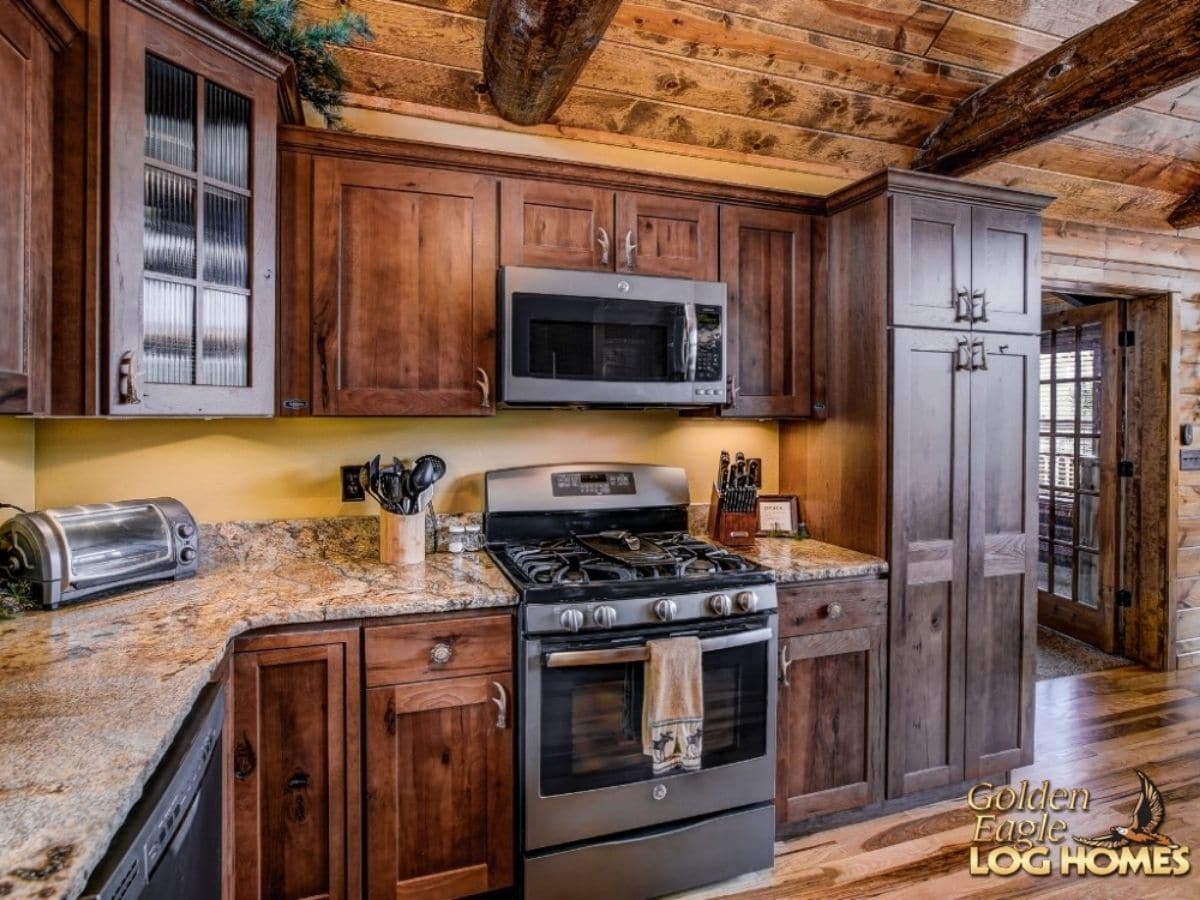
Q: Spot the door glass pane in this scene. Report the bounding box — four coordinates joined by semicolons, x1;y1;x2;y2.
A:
203;188;248;287
1054;544;1074;598
143;279;196;384
1038;539;1050;591
144;168;197;278
1053;456;1075;489
203;82;250;188
1077;550;1100;609
199;289;249;386
1077;493;1100;550
1055;382;1077;429
1079;323;1103;379
1039;382;1052;431
1038;438;1051;486
145;56;195;170
1079;380;1100;432
1054;328;1077;378
1078;456;1101;493
1053;492;1074;541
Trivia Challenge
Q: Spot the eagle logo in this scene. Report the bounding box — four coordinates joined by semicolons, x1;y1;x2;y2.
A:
1073;770;1179;849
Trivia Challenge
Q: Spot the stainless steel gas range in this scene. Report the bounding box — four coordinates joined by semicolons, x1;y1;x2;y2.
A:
484;464;778;900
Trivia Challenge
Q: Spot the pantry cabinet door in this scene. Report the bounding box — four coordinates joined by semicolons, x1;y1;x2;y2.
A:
887;328;970;798
965;335;1039;777
615;192;718;280
500;178;615;271
891;195;972;331
310;158;497;415
365;673;514;898
970;207;1041;335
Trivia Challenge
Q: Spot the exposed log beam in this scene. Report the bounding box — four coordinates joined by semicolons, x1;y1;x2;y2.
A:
914;0;1200;177
1168;190;1200;229
483;0;623;125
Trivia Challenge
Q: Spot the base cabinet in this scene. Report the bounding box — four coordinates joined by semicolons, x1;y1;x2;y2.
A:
776;579;886;826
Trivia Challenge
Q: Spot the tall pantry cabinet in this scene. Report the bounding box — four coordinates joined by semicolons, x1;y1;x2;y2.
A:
781;171;1051;799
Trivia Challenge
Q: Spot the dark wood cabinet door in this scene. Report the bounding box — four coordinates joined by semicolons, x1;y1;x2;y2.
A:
365;673;514;899
777;621;885;825
891;195;972;331
970;208;1040;334
311;159;497;415
500;178;614;271
965;334;1039;777
231;629;361;900
615;193;717;279
0;0;58;414
719;206;815;418
887;328;970;798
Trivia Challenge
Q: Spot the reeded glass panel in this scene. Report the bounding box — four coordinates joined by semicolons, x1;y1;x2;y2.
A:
199;289;249;387
145;56;196;170
203;82;250;187
144;167;197;278
1077;551;1099;609
203;188;248;287
143;279;196;384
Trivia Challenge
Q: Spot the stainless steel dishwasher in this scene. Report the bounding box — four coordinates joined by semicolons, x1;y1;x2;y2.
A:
83;683;225;900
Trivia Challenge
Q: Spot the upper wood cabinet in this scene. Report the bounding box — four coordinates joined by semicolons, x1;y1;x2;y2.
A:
0;0;75;414
230;627;361;900
892;189;1042;334
716;205;820;418
302;157;497;416
500;180;718;279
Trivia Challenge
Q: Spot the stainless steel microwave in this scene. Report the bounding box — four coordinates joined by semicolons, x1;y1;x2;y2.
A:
498;266;727;407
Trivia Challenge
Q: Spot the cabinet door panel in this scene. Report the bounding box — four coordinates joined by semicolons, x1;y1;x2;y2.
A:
777;625;884;824
231;630;360;900
965;335;1038;776
616;193;717;279
888;328;969;797
971;208;1040;334
311;159;497;415
366;674;514;898
892;196;971;331
719;206;815;418
501;179;614;271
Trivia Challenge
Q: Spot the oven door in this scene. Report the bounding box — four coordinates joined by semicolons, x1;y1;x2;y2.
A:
500;266;726;406
523;614;776;851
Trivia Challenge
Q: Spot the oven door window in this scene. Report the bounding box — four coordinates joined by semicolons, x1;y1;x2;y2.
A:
538;639;768;796
55;505;173;583
511;293;688;383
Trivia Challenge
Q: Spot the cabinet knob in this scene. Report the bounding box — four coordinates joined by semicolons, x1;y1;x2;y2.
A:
826;601;844;620
429;642;454;666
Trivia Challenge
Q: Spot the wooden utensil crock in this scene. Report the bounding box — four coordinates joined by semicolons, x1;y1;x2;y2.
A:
380;510;425;566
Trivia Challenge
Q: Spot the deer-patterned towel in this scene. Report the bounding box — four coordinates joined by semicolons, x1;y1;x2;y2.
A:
642;636;704;774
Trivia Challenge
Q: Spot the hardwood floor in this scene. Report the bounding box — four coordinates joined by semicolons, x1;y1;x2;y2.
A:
690;665;1200;899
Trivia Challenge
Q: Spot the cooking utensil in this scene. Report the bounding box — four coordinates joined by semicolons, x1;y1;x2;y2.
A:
717;450;730;494
748;458;761;489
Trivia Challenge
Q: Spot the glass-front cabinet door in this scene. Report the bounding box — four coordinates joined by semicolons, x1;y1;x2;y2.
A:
106;0;280;415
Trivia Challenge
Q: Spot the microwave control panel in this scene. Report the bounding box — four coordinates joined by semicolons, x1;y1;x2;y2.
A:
695;305;723;382
551;471;637;497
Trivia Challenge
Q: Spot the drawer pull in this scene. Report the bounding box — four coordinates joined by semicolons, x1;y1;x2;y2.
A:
779;643;794;687
491;681;508;729
826;601;844;620
430;641;454;666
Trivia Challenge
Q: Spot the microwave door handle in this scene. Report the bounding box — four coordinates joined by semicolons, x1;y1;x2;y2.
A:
544;626;773;668
684;303;699;381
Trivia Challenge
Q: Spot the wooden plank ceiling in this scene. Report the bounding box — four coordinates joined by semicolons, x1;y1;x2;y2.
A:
303;0;1200;232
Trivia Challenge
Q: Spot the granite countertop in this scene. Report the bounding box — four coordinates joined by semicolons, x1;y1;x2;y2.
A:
0;516;884;898
0;518;516;900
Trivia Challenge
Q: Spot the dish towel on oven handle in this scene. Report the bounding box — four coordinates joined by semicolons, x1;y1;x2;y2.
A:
642;636;704;774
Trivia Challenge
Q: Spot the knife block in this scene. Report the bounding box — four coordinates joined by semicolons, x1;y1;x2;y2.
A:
380;510;426;566
706;486;757;547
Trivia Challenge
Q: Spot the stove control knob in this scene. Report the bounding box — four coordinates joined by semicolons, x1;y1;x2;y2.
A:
736;590;758;613
653;598;677;622
709;593;732;617
560;609;585;633
593;605;618;628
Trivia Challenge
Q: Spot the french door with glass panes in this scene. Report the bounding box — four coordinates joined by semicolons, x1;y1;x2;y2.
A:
106;0;278;415
1037;303;1120;652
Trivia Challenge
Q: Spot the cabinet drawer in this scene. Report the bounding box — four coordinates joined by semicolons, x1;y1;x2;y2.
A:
365;613;512;687
779;579;887;637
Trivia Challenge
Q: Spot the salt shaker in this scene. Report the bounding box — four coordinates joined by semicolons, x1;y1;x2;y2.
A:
447;525;466;554
464;523;483;552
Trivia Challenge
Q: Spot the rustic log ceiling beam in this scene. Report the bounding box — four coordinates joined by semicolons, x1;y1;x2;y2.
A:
914;0;1200;181
1168;191;1200;229
483;0;624;126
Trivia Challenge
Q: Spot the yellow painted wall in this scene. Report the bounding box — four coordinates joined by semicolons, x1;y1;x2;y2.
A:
0;419;35;523
34;413;777;522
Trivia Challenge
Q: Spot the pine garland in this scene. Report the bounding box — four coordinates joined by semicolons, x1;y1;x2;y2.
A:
199;0;373;127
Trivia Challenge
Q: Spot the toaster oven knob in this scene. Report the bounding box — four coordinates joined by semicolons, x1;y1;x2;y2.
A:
177;523;196;539
180;547;197;564
653;598;677;622
560;609;585;633
593;605;618;628
736;590;758;613
709;593;732;617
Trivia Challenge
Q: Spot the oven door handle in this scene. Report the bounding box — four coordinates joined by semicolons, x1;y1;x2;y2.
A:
683;302;699;382
543;626;773;668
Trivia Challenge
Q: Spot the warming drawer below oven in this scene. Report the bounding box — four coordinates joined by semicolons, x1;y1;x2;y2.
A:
524;803;775;900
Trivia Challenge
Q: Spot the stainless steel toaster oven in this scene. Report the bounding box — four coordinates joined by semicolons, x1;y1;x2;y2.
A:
0;498;199;609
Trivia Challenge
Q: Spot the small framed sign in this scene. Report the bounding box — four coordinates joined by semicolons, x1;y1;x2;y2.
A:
756;494;804;537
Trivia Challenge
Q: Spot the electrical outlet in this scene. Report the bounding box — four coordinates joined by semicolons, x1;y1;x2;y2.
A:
341;465;365;502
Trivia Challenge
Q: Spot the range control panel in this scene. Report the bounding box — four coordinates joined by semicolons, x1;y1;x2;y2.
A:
551;471;637;497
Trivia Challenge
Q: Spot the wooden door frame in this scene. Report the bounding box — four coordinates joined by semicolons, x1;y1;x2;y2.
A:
1040;280;1177;670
